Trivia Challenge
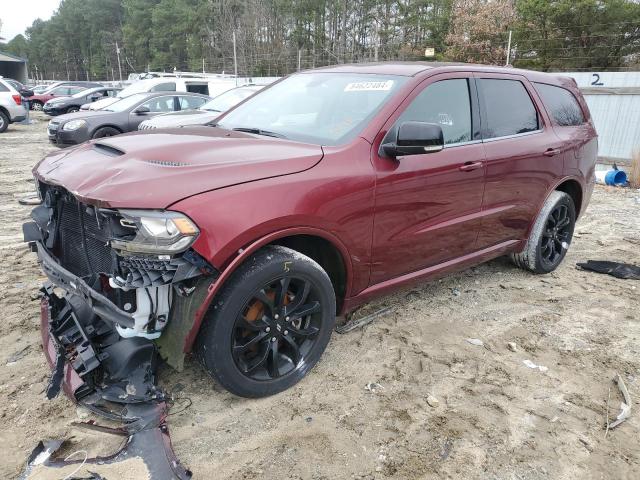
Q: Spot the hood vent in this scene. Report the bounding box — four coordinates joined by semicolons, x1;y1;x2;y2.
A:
142;159;188;167
94;143;125;157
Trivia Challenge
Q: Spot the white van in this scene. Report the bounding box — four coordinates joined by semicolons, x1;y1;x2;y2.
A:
81;77;238;111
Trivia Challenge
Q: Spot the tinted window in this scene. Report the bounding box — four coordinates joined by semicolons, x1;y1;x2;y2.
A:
67;87;86;95
178;96;207;110
388;79;472;145
151;82;176;92
478;79;539;138
0;82;9;92
534;83;585;126
142;96;176;112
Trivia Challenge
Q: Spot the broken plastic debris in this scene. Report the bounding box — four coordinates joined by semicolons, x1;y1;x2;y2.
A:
364;383;385;393
426;394;439;407
466;338;484;347
523;359;548;372
607;373;632;430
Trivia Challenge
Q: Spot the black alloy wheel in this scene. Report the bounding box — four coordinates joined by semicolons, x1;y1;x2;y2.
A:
196;245;336;398
540;203;572;267
232;276;322;381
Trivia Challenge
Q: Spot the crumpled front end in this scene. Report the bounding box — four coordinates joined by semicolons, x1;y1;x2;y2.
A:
23;181;218;479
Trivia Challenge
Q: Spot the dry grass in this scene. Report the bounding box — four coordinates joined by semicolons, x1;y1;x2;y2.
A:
631;149;640;188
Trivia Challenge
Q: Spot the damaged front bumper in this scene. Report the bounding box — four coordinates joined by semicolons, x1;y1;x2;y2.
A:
31;268;193;479
22;184;219;478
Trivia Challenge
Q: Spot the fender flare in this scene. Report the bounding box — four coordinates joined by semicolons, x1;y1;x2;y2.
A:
519;175;585;249
183;226;353;352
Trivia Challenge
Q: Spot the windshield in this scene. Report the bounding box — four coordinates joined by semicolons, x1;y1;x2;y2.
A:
217;73;406;145
102;93;149;112
202;87;260;112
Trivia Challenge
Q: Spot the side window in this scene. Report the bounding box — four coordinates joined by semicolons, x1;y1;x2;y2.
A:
534;83;585;126
178;96;206;110
50;87;67;95
0;82;9;92
141;96;176;112
478;79;539;138
388;79;473;145
107;90;118;97
68;87;85;95
150;82;176;92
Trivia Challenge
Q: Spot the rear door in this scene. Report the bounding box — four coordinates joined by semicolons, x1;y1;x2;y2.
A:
370;73;486;284
474;73;564;249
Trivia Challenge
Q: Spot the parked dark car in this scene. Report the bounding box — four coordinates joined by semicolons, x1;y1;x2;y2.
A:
30;84;101;111
26;63;596;409
47;91;210;146
138;85;263;130
43;87;122;115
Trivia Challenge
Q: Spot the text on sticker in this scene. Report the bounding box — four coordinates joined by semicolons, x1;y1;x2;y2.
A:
344;80;394;92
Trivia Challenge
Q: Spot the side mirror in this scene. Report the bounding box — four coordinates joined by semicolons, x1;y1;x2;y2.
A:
381;121;444;158
134;105;151;115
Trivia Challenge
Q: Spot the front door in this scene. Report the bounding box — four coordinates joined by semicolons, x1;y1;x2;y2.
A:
370;74;486;284
128;95;177;130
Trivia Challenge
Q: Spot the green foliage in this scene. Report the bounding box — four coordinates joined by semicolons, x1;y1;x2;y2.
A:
513;0;640;71
5;0;640;80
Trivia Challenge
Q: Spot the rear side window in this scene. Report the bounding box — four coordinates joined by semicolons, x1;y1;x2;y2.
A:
390;78;473;145
0;82;9;92
478;79;539;139
151;82;176;92
534;83;585;126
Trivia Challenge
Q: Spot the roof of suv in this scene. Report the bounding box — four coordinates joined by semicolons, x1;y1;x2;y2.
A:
309;61;575;87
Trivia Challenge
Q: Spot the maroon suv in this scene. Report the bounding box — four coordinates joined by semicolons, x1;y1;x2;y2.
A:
25;63;596;404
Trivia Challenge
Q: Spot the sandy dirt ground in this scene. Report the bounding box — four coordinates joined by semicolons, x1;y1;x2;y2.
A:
1;114;639;479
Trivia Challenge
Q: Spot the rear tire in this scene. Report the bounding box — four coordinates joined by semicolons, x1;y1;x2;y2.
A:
0;111;8;133
92;126;120;139
195;245;336;398
511;191;575;274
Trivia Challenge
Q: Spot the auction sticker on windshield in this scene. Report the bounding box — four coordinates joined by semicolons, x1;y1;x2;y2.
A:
344;80;394;92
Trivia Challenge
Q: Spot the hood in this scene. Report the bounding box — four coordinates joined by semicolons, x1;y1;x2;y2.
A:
143;110;219;128
33;127;324;209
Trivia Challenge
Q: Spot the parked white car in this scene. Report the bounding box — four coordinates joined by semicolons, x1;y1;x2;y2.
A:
0;77;28;133
81;77;239;111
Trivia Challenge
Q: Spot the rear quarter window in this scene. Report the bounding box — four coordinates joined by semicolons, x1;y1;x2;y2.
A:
0;82;9;92
478;79;539;139
534;83;585;126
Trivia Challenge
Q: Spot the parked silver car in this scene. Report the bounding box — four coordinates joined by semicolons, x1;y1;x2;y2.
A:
0;78;28;133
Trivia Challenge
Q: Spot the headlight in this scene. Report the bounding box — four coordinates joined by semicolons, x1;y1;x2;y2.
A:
62;119;87;131
111;210;199;255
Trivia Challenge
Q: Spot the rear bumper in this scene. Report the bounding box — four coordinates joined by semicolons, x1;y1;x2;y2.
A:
6;103;27;122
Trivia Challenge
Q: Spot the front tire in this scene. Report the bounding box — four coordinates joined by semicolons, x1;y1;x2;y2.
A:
92;126;120;139
67;106;79;114
31;101;43;111
195;246;336;398
511;191;576;273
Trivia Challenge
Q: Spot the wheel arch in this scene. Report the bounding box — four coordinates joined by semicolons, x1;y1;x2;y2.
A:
183;227;353;352
0;106;9;120
554;178;583;217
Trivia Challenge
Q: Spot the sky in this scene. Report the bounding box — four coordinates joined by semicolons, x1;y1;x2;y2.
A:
0;0;61;41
